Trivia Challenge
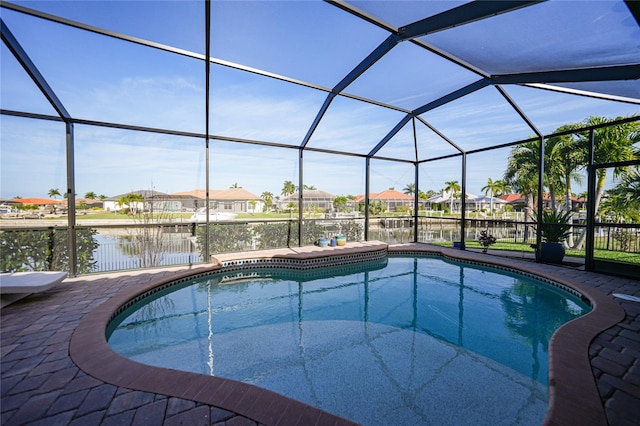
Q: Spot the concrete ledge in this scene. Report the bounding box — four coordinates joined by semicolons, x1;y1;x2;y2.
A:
213;241;388;261
0;271;68;308
213;241;388;270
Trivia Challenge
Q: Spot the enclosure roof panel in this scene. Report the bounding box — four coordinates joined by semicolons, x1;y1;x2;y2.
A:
1;0;639;162
421;0;640;76
343;40;481;111
10;0;206;54
210;1;390;88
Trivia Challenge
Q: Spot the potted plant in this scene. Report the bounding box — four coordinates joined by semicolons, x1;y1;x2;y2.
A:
534;209;573;263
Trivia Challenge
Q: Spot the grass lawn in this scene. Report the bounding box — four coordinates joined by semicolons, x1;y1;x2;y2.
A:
63;211;296;221
429;240;639;265
60;212;193;220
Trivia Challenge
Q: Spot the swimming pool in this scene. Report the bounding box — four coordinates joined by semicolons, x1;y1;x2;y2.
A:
108;255;590;425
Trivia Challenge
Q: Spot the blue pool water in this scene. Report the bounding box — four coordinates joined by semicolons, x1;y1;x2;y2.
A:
108;255;590;425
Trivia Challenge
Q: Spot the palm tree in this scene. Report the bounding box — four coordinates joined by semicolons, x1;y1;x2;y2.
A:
583;117;639;216
602;167;640;222
571;117;640;248
84;191;97;200
492;180;511;197
260;191;274;212
286;201;297;218
116;193;145;215
548;125;585;246
333;196;348;212
403;183;416;195
48;188;61;199
615;168;640;204
504;140;540;243
549;125;584;216
229;182;241;189
281;180;296;197
543;131;583;213
443;180;460;213
481;178;502;216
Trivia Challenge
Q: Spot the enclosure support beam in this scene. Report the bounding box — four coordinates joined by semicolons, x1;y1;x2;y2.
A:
369;115;413;157
492;64;640;85
1;19;71;120
204;0;211;261
2;17;79;275
415;116;465;157
495;85;543;138
414;161;419;243
412;118;419;243
460;153;467;250
298;149;304;247
398;0;542;39
535;136;545;262
364;157;371;241
300;93;336;149
65;123;77;277
370;80;486;157
585;130;596;271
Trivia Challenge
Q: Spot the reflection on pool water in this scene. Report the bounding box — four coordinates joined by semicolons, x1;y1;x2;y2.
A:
108;255;590;425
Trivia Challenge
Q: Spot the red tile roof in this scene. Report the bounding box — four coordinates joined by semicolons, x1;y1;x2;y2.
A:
11;198;65;205
354;189;414;202
498;194;524;202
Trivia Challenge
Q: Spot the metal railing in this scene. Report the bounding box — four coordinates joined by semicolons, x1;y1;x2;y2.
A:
593;223;640;254
2;217;637;275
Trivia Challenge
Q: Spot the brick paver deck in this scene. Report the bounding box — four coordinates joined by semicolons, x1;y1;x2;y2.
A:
1;243;638;425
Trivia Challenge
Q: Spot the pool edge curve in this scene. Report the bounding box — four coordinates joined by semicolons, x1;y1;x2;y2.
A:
69;242;624;426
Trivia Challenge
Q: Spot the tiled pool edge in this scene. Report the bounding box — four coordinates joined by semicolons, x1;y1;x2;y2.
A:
69;242;625;426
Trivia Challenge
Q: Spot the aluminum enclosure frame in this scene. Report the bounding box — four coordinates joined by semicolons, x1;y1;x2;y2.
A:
1;0;639;276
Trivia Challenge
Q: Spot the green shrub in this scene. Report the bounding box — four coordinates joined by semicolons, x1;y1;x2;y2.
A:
478;230;497;253
301;221;326;245
197;223;253;255
0;228;98;273
253;222;294;249
612;229;633;251
340;220;363;241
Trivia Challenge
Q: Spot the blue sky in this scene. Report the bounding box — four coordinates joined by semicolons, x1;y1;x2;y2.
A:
1;1;639;200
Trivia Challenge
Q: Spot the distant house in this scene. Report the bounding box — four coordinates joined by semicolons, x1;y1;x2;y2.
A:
354;190;415;212
498;193;586;212
9;198;65;209
148;194;200;212
75;198;103;209
278;189;336;212
103;190;163;212
174;188;264;214
425;191;506;213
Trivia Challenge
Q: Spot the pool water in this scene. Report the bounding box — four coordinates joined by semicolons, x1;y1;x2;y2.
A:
108;255;590;425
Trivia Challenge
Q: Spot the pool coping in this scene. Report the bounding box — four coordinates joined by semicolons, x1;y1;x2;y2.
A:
69;242;625;426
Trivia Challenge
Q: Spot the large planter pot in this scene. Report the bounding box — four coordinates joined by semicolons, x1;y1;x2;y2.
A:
540;242;565;264
336;235;346;246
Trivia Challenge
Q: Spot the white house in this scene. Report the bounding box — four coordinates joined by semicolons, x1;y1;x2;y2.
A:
174;188;264;214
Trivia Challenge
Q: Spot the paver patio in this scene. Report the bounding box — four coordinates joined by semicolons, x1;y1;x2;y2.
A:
1;243;638;425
